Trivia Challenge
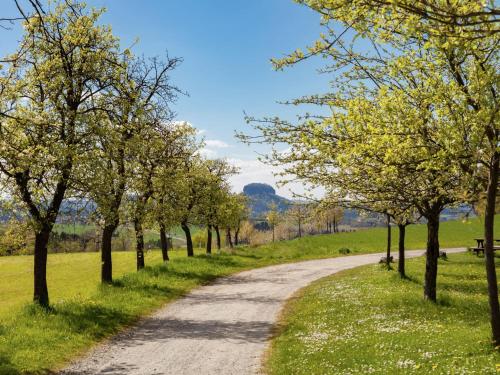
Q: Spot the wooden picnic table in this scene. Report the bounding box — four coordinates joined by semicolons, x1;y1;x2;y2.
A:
472;238;500;256
474;238;500;248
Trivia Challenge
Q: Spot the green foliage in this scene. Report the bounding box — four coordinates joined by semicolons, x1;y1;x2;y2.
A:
266;203;281;229
338;247;350;254
191;230;207;248
0;220;30;256
267;253;500;374
0;1;121;232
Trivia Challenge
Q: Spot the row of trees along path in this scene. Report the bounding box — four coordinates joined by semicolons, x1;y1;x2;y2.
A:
239;0;500;345
0;1;246;307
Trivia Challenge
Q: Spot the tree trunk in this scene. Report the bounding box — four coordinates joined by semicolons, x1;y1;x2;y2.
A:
159;222;169;262
234;226;240;246
386;213;391;268
398;223;406;278
272;225;275;242
298;217;302;238
182;221;194;257
206;225;212;255
134;219;145;270
214;225;221;250
484;150;500;344
226;227;234;248
33;229;50;307
424;209;440;302
101;222;117;283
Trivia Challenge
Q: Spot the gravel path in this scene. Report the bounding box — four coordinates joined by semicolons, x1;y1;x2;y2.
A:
61;248;465;375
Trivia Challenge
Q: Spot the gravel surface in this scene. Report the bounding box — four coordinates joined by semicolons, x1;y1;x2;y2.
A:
60;248;465;375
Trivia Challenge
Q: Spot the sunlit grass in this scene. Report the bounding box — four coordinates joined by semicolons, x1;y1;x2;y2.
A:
267;253;500;375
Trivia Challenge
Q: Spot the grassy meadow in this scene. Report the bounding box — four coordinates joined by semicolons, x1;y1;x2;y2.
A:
0;216;496;373
266;253;500;374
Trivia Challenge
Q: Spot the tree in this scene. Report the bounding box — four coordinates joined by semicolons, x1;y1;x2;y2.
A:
241;29;478;305
314;203;344;233
286;202;310;238
266;202;280;242
241;0;497;302
128;120;194;269
0;2;119;306
278;0;500;344
233;194;248;246
294;1;499;40
77;54;182;282
200;160;238;254
152;122;198;260
167;156;220;257
217;192;247;251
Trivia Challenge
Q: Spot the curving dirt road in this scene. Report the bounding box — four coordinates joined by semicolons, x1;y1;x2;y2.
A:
61;248;465;375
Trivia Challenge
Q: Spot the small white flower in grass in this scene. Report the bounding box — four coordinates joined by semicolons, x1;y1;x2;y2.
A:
396;358;416;369
422;351;436;359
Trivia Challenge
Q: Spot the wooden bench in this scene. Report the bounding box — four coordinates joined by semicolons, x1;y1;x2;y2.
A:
471;246;500;256
473;238;500;248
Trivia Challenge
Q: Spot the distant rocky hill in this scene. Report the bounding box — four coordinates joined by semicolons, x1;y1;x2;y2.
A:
242;183;290;219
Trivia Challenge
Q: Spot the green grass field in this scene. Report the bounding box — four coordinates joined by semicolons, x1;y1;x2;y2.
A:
266;253;500;374
0;216;496;374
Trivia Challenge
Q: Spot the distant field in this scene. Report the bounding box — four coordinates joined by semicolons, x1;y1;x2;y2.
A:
245;216;492;262
0;216;496;373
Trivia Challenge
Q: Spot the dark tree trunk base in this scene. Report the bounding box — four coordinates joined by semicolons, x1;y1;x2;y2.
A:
182;221;194;257
206;225;212;255
386;213;392;269
134;219;145;270
215;226;221;251
101;223;117;283
160;223;170;262
34;230;50;307
226;227;233;249
424;210;440;302
398;224;406;279
484;151;500;345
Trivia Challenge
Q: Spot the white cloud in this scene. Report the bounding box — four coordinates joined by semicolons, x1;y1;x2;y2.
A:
198;148;217;158
205;139;231;148
199;139;233;158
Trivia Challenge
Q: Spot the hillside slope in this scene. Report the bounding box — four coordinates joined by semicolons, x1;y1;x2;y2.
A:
243;183;290;218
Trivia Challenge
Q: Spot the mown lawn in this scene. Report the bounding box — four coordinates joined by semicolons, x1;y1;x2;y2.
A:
266;253;500;375
0;216;495;374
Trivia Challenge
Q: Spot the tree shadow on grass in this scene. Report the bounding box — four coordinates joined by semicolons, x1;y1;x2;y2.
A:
145;267;221;285
439;280;487;296
439;272;484;281
106;277;186;300
232;252;260;260
398;273;422;286
0;353;21;375
52;303;135;340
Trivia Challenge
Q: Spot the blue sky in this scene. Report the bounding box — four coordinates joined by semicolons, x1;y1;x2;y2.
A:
1;0;330;197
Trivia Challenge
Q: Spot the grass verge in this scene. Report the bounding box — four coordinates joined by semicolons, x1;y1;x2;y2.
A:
266;253;500;375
